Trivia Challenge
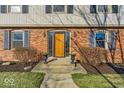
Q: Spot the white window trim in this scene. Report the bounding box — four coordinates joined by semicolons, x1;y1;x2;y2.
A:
11;30;24;49
94;31;108;49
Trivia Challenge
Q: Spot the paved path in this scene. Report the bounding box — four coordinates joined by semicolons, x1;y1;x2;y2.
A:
40;74;78;88
31;57;87;88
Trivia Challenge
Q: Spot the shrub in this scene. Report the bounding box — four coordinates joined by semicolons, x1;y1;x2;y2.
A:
80;47;107;65
14;47;42;66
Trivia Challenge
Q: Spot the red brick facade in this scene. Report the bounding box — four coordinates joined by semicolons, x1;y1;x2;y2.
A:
0;27;124;63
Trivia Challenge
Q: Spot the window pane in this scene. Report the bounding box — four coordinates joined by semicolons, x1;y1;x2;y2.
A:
53;5;64;12
98;5;108;12
95;32;105;48
96;41;105;48
96;32;105;40
13;32;23;41
13;41;23;48
10;5;21;13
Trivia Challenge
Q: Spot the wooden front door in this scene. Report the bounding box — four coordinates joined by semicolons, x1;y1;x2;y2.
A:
55;33;65;57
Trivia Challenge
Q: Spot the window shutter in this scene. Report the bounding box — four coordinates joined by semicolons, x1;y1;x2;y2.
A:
67;5;73;14
90;5;96;13
45;5;52;13
112;5;118;13
0;5;7;13
49;32;54;56
65;32;70;56
22;5;29;13
9;31;11;49
109;32;116;50
4;31;10;49
24;31;30;48
89;30;95;47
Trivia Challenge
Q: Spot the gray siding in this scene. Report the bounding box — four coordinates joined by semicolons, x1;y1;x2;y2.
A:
0;5;124;27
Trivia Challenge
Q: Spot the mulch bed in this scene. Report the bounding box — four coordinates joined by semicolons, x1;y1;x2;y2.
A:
0;62;39;72
80;62;118;74
107;63;124;74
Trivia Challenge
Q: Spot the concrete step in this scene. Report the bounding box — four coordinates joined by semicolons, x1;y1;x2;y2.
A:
47;62;72;65
42;63;74;67
33;65;84;74
41;65;74;69
47;61;72;64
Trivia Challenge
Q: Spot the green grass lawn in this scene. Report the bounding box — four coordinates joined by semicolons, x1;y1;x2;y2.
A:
72;73;124;88
0;72;45;88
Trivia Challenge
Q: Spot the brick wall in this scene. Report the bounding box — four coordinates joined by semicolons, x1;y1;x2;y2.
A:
0;28;124;63
69;28;89;60
30;29;48;52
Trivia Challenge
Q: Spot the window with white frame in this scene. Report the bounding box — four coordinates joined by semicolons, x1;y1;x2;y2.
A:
95;32;106;48
12;31;24;48
45;5;73;14
10;5;22;13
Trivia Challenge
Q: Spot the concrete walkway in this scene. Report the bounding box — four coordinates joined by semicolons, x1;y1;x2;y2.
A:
31;57;87;88
40;74;78;88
